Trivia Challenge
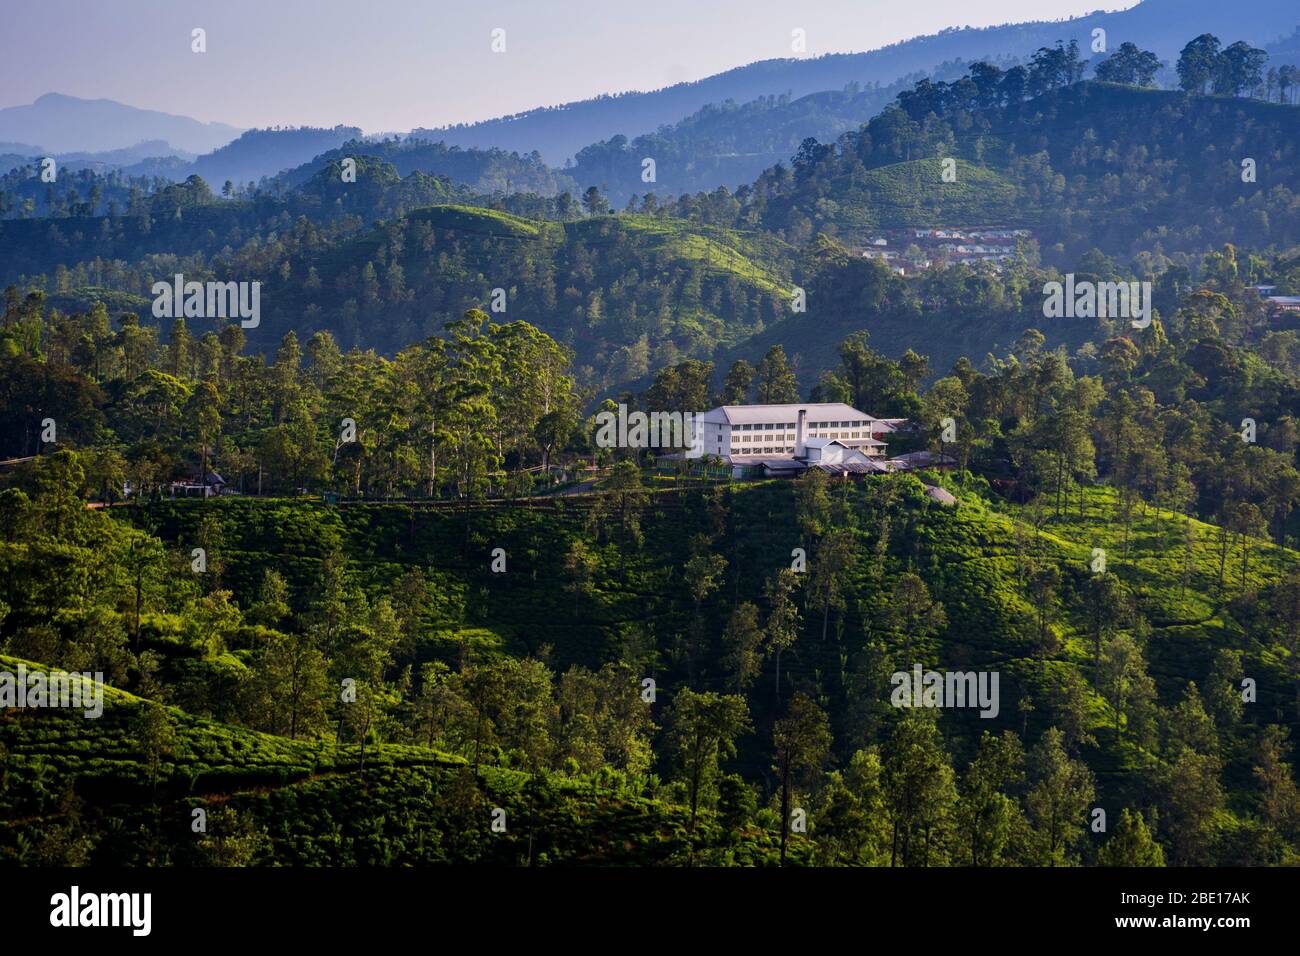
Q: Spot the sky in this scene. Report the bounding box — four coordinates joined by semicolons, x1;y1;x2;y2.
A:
0;0;1139;133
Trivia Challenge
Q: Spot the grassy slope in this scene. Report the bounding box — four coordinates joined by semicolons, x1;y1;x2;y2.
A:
407;203;552;240
820;159;1023;232
562;214;792;297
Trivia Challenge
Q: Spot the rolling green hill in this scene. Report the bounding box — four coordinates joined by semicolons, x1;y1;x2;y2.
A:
243;205;795;385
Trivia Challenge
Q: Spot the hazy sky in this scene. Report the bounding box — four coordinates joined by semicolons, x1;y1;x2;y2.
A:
0;0;1138;132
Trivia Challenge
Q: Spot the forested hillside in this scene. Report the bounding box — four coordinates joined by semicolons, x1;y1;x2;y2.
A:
663;78;1300;258
0;200;794;389
180;126;365;190
0;666;787;865
4;460;1300;865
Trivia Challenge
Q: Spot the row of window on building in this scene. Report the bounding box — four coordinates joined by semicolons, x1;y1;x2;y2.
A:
731;420;869;431
733;431;868;443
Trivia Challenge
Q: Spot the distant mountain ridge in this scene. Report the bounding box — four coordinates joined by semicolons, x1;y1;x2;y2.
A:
0;92;242;154
422;0;1299;163
3;0;1297;199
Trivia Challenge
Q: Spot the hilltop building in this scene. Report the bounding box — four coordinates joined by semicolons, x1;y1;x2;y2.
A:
686;403;905;478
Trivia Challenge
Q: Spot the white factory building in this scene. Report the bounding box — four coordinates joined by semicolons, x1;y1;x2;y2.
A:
685;403;905;477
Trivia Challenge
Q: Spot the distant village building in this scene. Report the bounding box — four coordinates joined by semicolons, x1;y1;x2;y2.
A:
860;226;1031;272
168;471;229;498
1252;283;1300;314
861;246;930;276
965;227;1031;240
1265;296;1300;314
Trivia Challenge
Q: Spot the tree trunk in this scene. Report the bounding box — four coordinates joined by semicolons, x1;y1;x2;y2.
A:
429;417;437;497
779;763;791;866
